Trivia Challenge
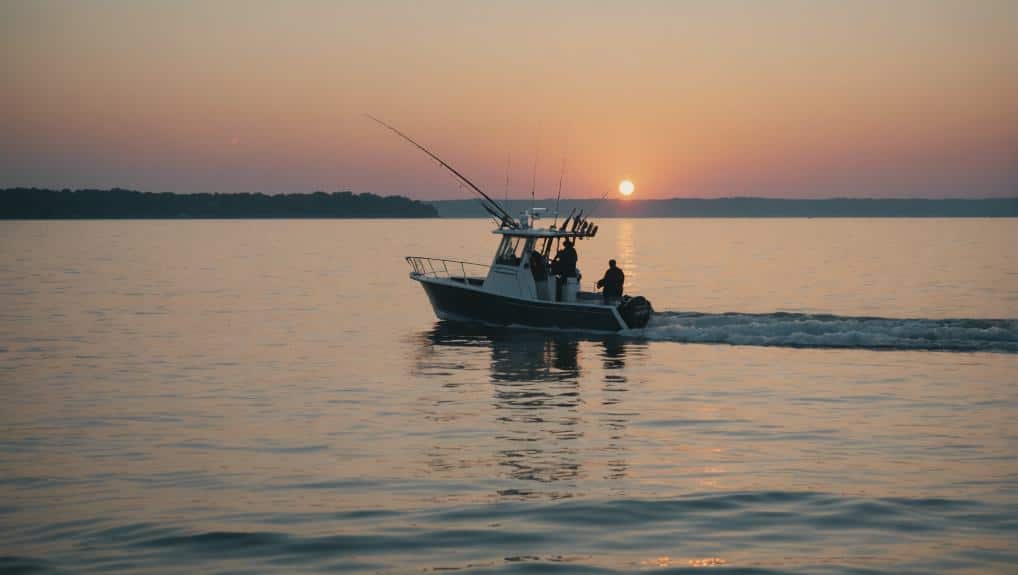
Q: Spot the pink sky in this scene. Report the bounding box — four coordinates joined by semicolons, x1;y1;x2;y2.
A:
2;0;1016;199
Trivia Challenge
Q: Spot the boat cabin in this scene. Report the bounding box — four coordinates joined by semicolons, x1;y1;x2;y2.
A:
483;209;598;303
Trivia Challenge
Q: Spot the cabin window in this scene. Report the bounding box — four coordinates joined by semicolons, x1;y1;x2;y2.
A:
495;236;523;266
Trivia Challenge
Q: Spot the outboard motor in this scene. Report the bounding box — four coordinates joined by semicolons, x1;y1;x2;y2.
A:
619;295;653;329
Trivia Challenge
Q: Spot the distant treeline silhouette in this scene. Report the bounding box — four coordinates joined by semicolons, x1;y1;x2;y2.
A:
431;197;1018;218
0;188;438;219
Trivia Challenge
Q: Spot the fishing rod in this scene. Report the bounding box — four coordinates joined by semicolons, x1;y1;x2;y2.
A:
460;182;502;227
559;207;576;232
367;114;517;228
586;186;614;218
571;209;584;232
504;152;511;217
553;155;565;228
545;207;576;257
530;153;537;214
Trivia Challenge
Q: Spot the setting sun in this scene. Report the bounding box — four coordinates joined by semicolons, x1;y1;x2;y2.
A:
619;180;635;197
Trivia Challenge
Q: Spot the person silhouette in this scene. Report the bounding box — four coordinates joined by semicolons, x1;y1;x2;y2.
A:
529;250;547;281
597;259;624;304
552;238;579;300
556;239;577;277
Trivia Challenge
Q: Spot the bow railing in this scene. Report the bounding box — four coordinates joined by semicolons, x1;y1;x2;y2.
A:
406;256;489;281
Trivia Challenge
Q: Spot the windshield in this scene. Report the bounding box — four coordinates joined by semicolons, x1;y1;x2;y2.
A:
494;236;523;266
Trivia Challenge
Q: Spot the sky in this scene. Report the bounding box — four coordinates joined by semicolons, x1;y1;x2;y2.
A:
2;0;1016;200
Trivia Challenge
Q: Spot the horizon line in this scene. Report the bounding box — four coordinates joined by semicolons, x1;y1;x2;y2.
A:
3;187;1015;202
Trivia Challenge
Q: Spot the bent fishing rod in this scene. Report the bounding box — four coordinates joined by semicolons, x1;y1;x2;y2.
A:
366;115;517;228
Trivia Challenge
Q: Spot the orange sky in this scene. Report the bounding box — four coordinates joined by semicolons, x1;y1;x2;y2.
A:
2;0;1016;199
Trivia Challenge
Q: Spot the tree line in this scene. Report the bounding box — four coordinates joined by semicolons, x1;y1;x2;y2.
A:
0;188;438;219
431;197;1018;218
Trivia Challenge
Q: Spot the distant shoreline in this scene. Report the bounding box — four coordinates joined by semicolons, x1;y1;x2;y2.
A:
2;188;1014;219
429;197;1018;218
0;188;439;219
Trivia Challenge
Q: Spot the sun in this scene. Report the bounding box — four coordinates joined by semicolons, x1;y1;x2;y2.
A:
619;179;635;197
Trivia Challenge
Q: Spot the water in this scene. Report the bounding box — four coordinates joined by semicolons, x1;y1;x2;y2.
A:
638;312;1016;352
1;218;1015;574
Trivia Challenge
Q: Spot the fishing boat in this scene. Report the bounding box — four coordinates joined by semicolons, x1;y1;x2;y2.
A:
372;116;653;331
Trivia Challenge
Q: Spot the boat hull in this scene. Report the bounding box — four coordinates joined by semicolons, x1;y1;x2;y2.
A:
415;277;627;331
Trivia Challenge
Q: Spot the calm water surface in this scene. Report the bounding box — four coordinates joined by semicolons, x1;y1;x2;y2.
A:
1;219;1015;574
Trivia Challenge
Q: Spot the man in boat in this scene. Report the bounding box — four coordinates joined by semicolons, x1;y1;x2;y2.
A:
529;250;550;300
529;250;548;281
554;239;577;276
597;259;624;304
551;239;578;300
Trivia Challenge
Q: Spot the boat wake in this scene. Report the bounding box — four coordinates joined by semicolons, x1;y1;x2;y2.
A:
628;311;1018;353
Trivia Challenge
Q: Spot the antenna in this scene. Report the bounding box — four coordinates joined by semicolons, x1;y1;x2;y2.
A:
366;114;517;228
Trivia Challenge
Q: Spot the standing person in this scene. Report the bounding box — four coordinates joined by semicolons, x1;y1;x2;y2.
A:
552;238;578;300
597;259;624;304
557;239;577;277
529;250;547;281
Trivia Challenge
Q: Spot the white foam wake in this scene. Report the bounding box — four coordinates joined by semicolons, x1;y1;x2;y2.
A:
628;311;1018;353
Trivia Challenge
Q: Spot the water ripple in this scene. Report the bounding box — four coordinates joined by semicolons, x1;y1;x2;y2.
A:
633;312;1018;353
6;492;1013;574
